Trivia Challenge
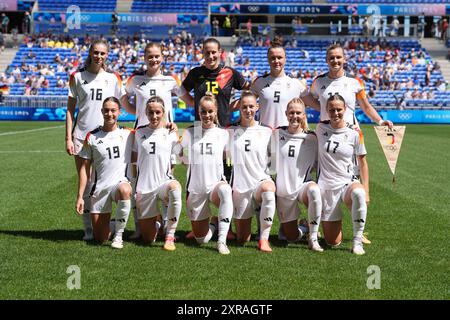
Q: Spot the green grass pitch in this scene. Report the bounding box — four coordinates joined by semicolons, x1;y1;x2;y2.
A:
0;121;448;300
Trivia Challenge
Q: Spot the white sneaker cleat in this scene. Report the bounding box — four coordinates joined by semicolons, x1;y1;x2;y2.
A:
351;238;365;255
308;238;324;252
82;229;94;241
111;235;124;249
217;241;230;255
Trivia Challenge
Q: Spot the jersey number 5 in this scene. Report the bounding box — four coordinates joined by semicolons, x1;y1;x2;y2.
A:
206;81;219;95
274;91;280;103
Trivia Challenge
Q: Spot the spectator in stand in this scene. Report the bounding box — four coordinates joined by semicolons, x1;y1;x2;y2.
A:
1;13;9;34
212;17;219;37
411;88;421;99
22;11;31;34
441;18;448;42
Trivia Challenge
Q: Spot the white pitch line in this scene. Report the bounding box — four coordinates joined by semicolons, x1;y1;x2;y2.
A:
0;125;64;137
0;150;64;154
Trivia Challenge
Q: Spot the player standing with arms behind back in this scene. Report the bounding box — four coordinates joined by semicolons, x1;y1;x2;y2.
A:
250;40;319;128
66;39;125;240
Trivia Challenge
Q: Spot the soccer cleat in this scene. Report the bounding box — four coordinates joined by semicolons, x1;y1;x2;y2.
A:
186;231;195;240
163;236;176;251
351;238;365;255
82;229;94;241
308;238;324;252
298;219;309;239
111;235;124;249
258;239;272;253
361;234;372;245
217;241;230;255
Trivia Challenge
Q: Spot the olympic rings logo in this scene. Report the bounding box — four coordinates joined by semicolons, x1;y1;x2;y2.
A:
247;6;260;13
398;113;413;120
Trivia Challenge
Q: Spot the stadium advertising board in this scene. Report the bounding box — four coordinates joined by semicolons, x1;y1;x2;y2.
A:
34;12;178;25
0;0;17;11
2;108;449;124
210;3;445;16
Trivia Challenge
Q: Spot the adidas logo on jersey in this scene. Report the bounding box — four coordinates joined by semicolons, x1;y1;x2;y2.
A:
82;80;88;85
321;86;326;89
141;135;147;140
280;136;285;141
98;140;103;144
139;82;147;87
264;83;270;88
323;132;329;137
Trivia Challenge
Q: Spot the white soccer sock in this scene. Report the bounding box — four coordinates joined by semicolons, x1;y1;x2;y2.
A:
131;195;140;234
259;192;276;241
166;188;182;238
195;223;216;244
351;188;367;240
306;185;322;241
217;184;233;244
114;200;131;238
82;192;92;233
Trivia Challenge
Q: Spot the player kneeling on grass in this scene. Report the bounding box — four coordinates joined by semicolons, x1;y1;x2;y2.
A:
227;91;276;253
177;93;233;255
316;94;369;255
76;97;133;249
271;98;323;252
132;97;182;251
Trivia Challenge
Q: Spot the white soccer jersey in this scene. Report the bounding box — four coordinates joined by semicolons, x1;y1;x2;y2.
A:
125;72;182;127
228;123;272;193
315;122;367;190
251;74;307;128
310;73;366;124
79;126;133;196
69;69;125;140
179;125;228;194
271;127;317;199
133;126;178;193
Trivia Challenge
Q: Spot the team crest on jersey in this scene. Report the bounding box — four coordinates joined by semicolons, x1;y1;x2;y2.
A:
104;80;109;86
287;83;291;89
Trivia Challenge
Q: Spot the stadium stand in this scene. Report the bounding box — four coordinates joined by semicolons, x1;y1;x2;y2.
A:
38;0;117;12
132;0;312;13
2;35;448;109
